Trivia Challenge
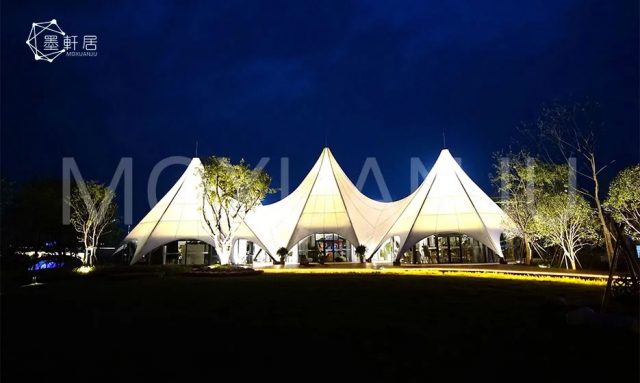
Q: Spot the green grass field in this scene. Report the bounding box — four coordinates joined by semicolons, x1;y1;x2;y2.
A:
2;273;637;381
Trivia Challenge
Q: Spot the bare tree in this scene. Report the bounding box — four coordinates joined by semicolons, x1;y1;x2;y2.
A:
534;101;616;264
68;181;117;265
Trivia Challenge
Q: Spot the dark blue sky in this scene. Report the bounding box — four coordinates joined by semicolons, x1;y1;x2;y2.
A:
2;0;638;224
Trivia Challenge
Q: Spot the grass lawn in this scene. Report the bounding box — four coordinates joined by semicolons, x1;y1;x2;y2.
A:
2;273;637;381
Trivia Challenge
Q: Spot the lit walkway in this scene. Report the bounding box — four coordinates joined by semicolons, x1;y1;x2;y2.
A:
255;262;611;285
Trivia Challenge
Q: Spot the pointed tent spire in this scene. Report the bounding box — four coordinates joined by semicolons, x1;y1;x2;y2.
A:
386;149;506;258
239;149;327;255
123;158;217;264
286;148;360;248
242;148;406;256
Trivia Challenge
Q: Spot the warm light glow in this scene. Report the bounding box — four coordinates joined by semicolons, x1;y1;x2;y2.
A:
124;148;510;266
75;266;95;274
261;267;607;286
21;282;45;288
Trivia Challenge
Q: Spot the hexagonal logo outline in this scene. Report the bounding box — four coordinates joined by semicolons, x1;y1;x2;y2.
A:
26;19;66;63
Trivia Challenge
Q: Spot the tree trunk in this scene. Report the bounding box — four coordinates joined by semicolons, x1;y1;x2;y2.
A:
91;246;98;266
217;245;231;264
83;239;90;265
523;234;532;265
86;246;94;266
568;251;576;270
594;199;614;264
591;156;614;264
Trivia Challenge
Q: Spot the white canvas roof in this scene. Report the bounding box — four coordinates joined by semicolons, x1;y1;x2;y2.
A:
384;149;505;258
124;158;217;264
241;148;406;256
122;148;506;263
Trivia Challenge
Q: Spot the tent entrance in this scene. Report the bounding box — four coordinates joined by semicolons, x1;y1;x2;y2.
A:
140;240;218;265
398;234;499;264
296;233;353;263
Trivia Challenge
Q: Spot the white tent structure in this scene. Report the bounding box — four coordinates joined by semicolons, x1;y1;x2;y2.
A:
237;148;408;257
121;148;506;265
123;158;217;264
382;149;506;260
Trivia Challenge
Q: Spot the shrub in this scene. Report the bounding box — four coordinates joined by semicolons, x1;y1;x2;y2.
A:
355;245;367;263
276;247;289;265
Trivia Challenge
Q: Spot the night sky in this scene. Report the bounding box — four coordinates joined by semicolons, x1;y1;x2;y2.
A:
2;0;638;225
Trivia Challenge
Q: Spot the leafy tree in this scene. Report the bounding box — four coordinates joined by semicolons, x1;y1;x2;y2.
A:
200;157;273;264
68;181;117;265
492;151;567;264
355;245;367;263
533;101;615;264
604;164;640;241
534;192;599;270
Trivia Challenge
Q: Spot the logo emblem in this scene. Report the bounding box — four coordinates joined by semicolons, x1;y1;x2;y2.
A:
27;19;98;62
26;19;66;63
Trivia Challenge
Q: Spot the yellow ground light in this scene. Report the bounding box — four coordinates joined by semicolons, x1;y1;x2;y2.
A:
262;267;607;286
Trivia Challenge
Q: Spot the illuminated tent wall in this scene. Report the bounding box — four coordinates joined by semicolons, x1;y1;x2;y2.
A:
238;148;408;257
123;158;217;265
122;148;506;264
382;149;506;260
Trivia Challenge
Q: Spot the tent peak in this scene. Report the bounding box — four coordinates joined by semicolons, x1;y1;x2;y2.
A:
320;147;335;159
437;148;453;159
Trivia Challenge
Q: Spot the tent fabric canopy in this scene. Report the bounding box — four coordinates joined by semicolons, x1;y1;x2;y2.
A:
240;148;408;256
123;158;217;264
122;148;506;264
123;158;271;264
384;149;505;258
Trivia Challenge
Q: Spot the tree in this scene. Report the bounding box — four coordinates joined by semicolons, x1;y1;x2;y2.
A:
604;164;640;241
534;101;615;264
68;181;117;265
534;192;599;270
355;245;367;263
276;247;289;265
492;151;567;264
200;157;273;264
